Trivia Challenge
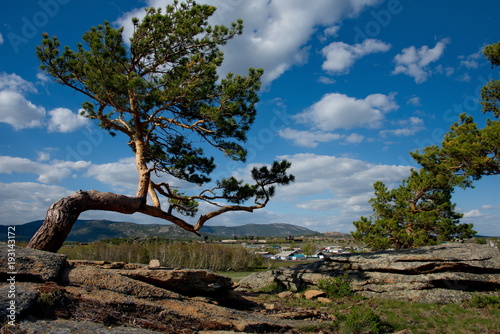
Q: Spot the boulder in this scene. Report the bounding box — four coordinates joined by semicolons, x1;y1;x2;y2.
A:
303;290;325;300
114;268;234;296
239;243;500;303
235;269;277;291
148;259;161;269
10;319;162;334
276;291;294;298
0;246;302;333
61;265;182;299
0;283;39;319
0;243;67;282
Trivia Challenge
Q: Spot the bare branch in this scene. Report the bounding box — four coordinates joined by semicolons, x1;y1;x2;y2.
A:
193;202;266;231
148;182;161;208
138;204;200;236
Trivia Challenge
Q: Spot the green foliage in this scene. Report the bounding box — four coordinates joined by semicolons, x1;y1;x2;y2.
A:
352;169;475;250
474;237;487;244
412;41;500;182
482;42;500;117
266;291;500;334
317;274;354;298
36;0;259;182
259;282;286;294
412;113;500;184
35;288;70;318
167;189;199;217
302;243;318;256
334;306;387;334
466;294;500;309
217;160;295;204
355;41;500;251
35;0;294;232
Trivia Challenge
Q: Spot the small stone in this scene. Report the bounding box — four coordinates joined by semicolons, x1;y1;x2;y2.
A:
148;259;161;269
276;291;293;298
264;303;276;310
317;297;333;303
304;290;325;300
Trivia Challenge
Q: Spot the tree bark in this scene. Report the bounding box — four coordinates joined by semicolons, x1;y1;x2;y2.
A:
27;188;269;253
27;190;145;252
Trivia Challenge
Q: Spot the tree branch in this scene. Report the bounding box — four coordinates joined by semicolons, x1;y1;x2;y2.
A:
193;202;266;231
138;204;200;236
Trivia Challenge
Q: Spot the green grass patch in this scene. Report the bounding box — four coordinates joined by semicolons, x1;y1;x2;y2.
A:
259;292;500;334
465;294;500;309
334;305;389;334
317;273;354;298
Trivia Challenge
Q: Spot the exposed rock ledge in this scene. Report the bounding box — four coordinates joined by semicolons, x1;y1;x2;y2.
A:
1;242;499;333
237;243;500;303
0;244;302;333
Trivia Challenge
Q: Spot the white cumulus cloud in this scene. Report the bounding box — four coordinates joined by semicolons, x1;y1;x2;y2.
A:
278;128;343;148
295;92;398;131
279;153;411;198
231;153;412;231
321;39;391;74
48;108;90;133
392;38;450;83
85;157;138;192
379;117;425;137
0;156;91;184
0;72;38;93
345;133;364;143
406;96;421;106
116;0;382;86
0;91;46;130
85;157;199;194
0;72;90;132
463;209;482;218
0;182;75;225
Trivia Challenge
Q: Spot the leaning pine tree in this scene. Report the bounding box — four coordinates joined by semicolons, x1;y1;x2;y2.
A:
27;1;294;252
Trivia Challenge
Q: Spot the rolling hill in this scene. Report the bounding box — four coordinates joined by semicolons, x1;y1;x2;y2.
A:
2;220;320;242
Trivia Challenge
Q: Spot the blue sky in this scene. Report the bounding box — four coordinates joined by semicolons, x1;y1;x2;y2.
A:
1;0;499;236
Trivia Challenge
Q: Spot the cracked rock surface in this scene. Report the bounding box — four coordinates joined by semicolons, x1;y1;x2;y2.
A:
0;244;303;334
238;243;500;303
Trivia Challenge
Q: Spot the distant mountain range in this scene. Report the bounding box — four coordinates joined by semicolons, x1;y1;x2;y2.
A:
2;220;322;242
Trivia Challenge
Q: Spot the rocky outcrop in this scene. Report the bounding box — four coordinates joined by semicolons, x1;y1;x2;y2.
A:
0;284;39;320
3;319;162;334
238;243;500;303
0;245;67;282
0;244;302;333
3;242;498;333
113;268;234;296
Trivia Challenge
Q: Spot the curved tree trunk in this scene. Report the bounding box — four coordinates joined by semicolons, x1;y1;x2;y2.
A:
27;188;268;253
27;190;145;252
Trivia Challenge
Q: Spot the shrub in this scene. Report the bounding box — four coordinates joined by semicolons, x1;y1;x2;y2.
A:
260;282;286;294
475;238;487;244
317;274;354;298
335;306;387;334
466;294;500;308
